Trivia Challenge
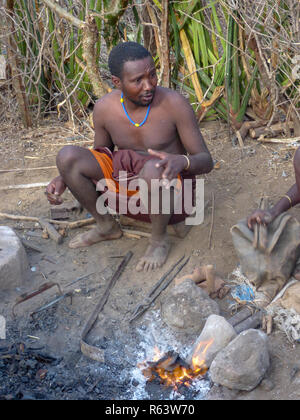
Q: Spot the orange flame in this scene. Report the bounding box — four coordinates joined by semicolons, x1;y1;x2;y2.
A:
191;338;214;372
139;339;214;390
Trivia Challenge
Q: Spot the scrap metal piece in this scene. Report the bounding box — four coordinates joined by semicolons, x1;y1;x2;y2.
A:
30;292;73;317
129;255;190;323
80;251;133;362
12;282;62;318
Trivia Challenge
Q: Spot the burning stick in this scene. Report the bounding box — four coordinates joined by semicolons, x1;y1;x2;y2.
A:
139;349;208;390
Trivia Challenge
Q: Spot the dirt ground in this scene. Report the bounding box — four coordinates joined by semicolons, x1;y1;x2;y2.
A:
0;116;299;400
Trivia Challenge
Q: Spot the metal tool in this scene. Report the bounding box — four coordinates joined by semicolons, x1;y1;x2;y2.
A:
80;251;133;362
12;282;62;318
30;292;73;317
129;255;190;323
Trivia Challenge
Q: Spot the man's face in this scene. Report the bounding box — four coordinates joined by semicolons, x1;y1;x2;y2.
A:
117;56;157;107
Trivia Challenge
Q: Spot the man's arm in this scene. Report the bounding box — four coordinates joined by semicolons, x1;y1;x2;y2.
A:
172;92;213;175
93;98;114;151
149;92;213;181
248;147;300;229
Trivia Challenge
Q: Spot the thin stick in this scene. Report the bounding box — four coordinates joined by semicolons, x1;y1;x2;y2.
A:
208;192;215;249
257;136;300;144
0;182;49;190
122;228;151;238
43;140;93;146
0;212;95;229
0;166;56;174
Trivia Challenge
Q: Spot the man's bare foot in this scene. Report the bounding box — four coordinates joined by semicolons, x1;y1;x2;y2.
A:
136;237;170;272
69;225;122;249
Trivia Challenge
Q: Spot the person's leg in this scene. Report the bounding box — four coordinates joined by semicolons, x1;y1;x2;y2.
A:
56;145;122;248
135;159;179;272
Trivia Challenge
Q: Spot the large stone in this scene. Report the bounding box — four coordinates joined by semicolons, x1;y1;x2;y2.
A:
210;329;270;391
187;314;237;368
160;279;220;334
0;226;29;289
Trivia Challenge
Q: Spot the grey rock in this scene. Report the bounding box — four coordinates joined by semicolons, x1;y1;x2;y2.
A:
210;329;270;391
160;279;220;334
0;226;29;289
187;314;237;368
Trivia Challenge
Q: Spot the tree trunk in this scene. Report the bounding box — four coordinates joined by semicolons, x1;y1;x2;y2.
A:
82;15;111;98
5;0;32;128
160;0;170;88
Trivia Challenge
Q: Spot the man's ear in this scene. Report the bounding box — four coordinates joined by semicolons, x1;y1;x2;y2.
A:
111;75;122;89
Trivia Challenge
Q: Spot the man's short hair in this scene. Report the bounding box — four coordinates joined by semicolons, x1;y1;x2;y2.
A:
108;42;151;79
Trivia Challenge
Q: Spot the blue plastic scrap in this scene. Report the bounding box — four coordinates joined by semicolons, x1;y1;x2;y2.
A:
231;284;255;304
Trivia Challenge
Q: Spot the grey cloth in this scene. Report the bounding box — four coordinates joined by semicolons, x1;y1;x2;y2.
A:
231;213;300;305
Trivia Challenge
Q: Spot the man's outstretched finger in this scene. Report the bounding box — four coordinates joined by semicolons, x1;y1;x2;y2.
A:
155;158;168;168
148;148;167;159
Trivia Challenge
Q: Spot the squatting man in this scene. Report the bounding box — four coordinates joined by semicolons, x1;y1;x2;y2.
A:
46;42;213;272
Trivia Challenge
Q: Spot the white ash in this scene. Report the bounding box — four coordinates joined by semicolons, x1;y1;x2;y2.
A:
126;309;211;400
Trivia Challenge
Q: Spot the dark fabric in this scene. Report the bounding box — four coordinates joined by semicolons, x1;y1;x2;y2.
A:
93;147;196;224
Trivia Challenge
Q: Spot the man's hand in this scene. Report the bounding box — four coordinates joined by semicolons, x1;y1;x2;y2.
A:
148;149;187;187
45;176;66;205
247;209;275;230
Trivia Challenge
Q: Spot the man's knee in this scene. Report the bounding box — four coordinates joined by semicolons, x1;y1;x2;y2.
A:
56;145;81;172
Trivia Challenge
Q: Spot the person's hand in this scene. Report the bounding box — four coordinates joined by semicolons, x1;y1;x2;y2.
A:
247;209;275;230
148;149;188;188
45;176;66;205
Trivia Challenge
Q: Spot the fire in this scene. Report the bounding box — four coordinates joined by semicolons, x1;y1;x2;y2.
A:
139;339;213;390
191;338;214;372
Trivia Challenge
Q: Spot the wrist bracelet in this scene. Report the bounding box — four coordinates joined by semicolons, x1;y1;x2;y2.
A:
182;154;190;170
283;194;292;208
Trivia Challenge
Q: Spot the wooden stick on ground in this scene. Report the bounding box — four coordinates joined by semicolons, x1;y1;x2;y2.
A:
0;166;56;174
0;212;95;229
249;121;294;139
208;192;215;249
257;136;300;144
38;218;63;244
0;182;49;191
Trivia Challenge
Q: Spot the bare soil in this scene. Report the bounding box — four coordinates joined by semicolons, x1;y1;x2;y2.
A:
0;117;299;400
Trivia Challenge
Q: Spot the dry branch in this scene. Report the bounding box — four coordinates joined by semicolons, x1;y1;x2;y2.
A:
160;0;170;88
0;166;56;174
82;15;111;98
41;0;83;28
38;218;63;244
257;136;300;144
249;122;294;139
0;182;49;191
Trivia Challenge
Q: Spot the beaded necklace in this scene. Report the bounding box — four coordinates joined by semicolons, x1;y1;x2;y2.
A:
120;92;150;127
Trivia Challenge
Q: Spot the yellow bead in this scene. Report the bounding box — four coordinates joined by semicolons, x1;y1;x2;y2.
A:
120;98;124;103
135;123;140;127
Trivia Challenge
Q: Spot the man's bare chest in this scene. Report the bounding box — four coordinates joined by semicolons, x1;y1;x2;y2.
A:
106;109;179;151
